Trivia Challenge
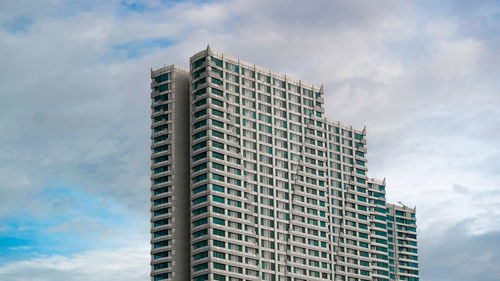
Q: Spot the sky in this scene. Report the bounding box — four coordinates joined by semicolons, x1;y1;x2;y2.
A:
0;0;499;280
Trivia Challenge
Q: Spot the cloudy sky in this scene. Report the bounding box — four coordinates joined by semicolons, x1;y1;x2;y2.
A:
0;0;499;280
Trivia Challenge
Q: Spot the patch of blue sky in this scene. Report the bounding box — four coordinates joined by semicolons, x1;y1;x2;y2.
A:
414;1;454;19
121;0;147;11
0;235;36;265
451;0;500;42
159;0;219;4
0;218;78;264
0;185;135;264
119;0;151;15
2;15;33;33
119;0;219;15
44;1;99;19
112;38;176;60
415;0;499;29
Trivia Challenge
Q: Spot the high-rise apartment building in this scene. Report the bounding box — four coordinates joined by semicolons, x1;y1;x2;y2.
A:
149;46;419;281
150;65;190;280
386;204;419;280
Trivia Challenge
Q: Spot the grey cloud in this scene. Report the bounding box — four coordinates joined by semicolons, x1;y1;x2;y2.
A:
420;219;500;281
452;184;469;194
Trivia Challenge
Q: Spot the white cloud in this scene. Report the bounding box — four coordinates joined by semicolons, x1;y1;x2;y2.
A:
372;62;405;84
374;109;500;237
430;38;482;79
182;2;232;25
0;246;150;281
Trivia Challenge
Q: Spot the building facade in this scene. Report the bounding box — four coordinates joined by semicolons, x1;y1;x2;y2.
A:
150;65;191;280
149;47;419;281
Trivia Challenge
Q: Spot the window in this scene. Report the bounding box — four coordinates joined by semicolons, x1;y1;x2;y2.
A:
193;77;206;90
194;263;208;271
194;98;207;107
212;195;225;203
213;274;226;281
194;252;208;260
194;109;207;118
193;218;208;227
194;229;208;238
154;114;168;123
153;176;169;185
153;145;169;154
193;207;207;216
194;240;208;249
213;229;225;237
154;104;168;113
194;130;207;140
213;262;225;270
212;98;223;107
212;88;223;96
154;197;170;205
212;108;223;117
213;218;225;225
193;57;205;69
212;77;223;86
150;268;169;280
153;229;170;238
194;163;207;172
212;152;224;160
213;206;224;214
154;219;170;227
193;152;207;161
212;120;224;128
154;135;167;143
211;57;222;67
193;195;207;205
211;68;223;78
193;67;206;79
194;120;207;129
154;166;169;174
154;84;169;92
154;251;170;259
194;275;208;281
212;163;224;171
154;94;168;102
212;174;224;182
154;124;168;133
193;184;207;194
213;251;225;259
193;87;207;99
193;141;207;151
193;173;207;183
212;141;224;149
154;208;169;216
154;73;168;83
153;261;170;269
153;187;169;195
212;184;224;192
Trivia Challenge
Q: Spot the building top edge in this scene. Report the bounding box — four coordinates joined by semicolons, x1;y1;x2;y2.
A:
190;48;322;90
386;202;417;212
367;178;385;185
325;118;365;134
152;64;189;74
